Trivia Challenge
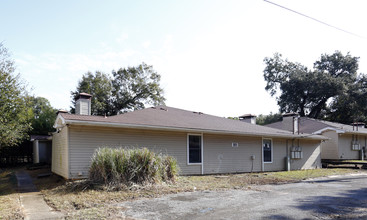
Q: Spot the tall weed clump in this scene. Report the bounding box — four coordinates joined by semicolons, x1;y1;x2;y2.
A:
89;147;179;186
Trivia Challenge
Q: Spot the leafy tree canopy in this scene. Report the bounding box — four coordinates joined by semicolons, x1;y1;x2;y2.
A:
263;51;366;123
71;71;112;115
0;43;32;147
28;96;57;135
71;63;165;115
256;113;282;125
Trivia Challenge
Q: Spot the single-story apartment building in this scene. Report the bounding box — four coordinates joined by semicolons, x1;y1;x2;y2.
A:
266;114;367;160
52;94;326;179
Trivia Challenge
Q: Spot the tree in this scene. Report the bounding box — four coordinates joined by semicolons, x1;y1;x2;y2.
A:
0;44;32;147
71;71;112;115
28;96;57;135
263;51;361;122
71;63;165;115
111;63;165;114
256;113;282;125
327;74;367;123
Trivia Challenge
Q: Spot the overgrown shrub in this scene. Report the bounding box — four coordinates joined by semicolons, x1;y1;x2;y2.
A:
89;147;179;186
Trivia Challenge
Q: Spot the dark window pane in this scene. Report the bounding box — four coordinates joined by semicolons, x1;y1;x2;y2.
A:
263;139;272;162
189;135;201;163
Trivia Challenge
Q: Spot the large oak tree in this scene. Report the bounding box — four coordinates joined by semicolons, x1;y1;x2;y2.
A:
71;63;165;116
263;51;366;123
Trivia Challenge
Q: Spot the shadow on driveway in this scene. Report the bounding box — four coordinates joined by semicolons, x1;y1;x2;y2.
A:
267;186;367;219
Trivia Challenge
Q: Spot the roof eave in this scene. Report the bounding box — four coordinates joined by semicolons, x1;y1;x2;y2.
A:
64;119;326;140
313;127;345;135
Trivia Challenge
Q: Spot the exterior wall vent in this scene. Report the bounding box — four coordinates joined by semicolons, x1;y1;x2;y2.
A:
232;142;239;148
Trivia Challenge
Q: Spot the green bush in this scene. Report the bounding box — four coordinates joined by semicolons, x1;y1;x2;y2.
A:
89;147;179;186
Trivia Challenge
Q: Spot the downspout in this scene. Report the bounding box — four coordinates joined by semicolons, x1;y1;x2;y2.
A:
261;138;264;172
201;133;204;175
286;139;290;171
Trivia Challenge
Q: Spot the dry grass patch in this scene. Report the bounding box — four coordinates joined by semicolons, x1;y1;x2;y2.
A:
0;168;23;220
35;168;365;219
267;168;362;181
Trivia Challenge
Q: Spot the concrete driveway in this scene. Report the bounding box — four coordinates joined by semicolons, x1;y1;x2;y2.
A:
120;174;367;219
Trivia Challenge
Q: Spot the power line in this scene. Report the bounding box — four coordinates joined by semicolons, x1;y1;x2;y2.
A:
264;0;366;39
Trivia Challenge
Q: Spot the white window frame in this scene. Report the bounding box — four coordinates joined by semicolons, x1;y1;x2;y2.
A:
262;138;273;164
187;133;203;165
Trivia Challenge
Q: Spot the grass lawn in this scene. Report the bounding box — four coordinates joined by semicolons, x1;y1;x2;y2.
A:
29;167;365;219
0;167;23;220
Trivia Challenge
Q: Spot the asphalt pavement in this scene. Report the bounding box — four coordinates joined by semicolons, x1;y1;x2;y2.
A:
120;173;367;220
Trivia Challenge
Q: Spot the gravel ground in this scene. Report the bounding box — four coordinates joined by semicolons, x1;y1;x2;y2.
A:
119;173;367;219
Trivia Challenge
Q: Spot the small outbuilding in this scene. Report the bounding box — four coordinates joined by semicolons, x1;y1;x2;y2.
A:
30;135;52;164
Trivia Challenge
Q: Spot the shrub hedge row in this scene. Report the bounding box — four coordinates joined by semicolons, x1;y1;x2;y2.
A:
89;147;179;186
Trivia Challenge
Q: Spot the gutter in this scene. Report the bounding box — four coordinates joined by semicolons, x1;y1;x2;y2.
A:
63;119;327;141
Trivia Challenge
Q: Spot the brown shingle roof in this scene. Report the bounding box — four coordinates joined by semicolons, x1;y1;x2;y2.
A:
59;106;325;139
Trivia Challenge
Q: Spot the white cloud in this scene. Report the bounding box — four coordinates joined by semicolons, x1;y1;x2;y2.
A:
116;33;129;44
141;40;151;49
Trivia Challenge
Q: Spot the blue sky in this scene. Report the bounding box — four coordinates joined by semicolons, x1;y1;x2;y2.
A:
2;0;367;117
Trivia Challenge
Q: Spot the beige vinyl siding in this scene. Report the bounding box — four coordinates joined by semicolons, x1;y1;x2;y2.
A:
291;140;321;170
320;131;339;159
338;134;360;160
264;139;287;172
51;126;69;178
61;125;323;179
263;139;321;171
203;134;262;174
68;125;201;178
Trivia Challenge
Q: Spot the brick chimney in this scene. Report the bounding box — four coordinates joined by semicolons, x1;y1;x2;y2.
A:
75;93;92;115
282;112;299;134
239;114;257;124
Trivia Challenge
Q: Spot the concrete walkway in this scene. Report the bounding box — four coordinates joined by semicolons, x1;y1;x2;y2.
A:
15;171;64;220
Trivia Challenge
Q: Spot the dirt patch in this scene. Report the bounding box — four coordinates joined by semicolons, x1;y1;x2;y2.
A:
171;195;199;202
0;167;24;219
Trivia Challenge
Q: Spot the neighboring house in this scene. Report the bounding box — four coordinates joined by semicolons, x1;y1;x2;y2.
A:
30;135;52;164
52;94;326;179
266;114;367;160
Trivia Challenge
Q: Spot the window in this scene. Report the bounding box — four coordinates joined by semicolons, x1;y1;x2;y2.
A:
188;135;202;164
263;139;272;163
